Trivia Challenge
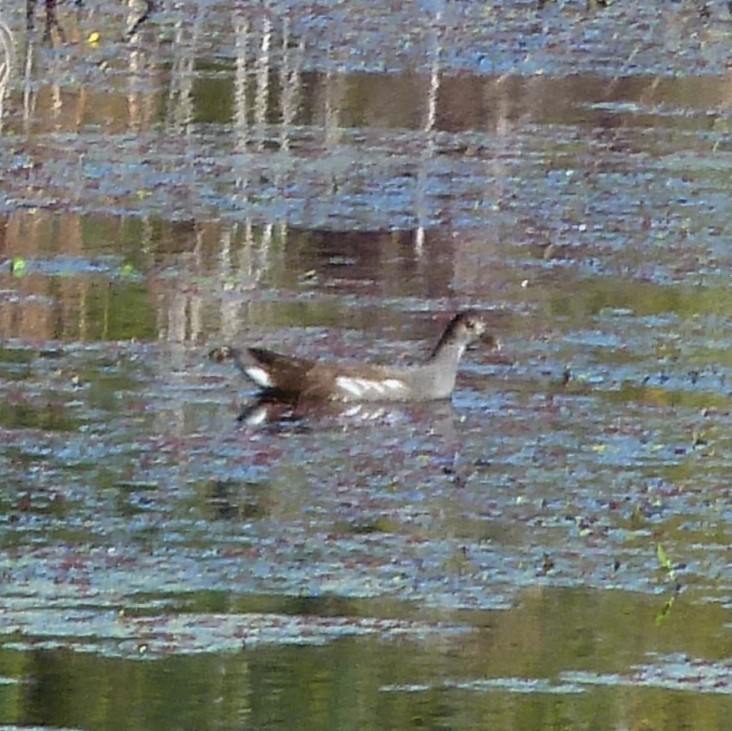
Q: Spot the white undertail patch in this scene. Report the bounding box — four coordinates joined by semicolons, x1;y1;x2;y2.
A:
245;366;274;388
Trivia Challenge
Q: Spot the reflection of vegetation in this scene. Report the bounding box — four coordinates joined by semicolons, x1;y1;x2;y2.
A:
10;256;27;277
550;277;732;323
0;347;35;366
656;543;679;586
198;478;272;522
655;544;681;625
88;280;158;341
0;400;78;431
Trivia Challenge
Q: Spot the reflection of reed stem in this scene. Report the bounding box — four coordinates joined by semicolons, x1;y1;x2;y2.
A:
0;17;15;131
0;18;14;84
415;15;442;254
255;17;272;145
126;0;157;40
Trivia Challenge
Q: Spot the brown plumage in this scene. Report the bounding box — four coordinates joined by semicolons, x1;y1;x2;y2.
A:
210;310;496;402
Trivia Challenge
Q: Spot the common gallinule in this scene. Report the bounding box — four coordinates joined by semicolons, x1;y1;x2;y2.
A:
210;310;496;402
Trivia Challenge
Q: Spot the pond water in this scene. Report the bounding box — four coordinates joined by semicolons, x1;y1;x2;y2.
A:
0;1;731;730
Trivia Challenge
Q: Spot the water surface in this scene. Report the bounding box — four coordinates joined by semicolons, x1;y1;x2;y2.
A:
0;1;731;730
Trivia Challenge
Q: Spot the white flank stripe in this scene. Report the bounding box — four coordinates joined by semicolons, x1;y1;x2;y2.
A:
245;366;274;388
361;378;386;395
336;376;364;397
337;376;407;399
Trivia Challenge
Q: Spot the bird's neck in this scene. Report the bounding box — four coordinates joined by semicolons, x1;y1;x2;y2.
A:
429;340;466;365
